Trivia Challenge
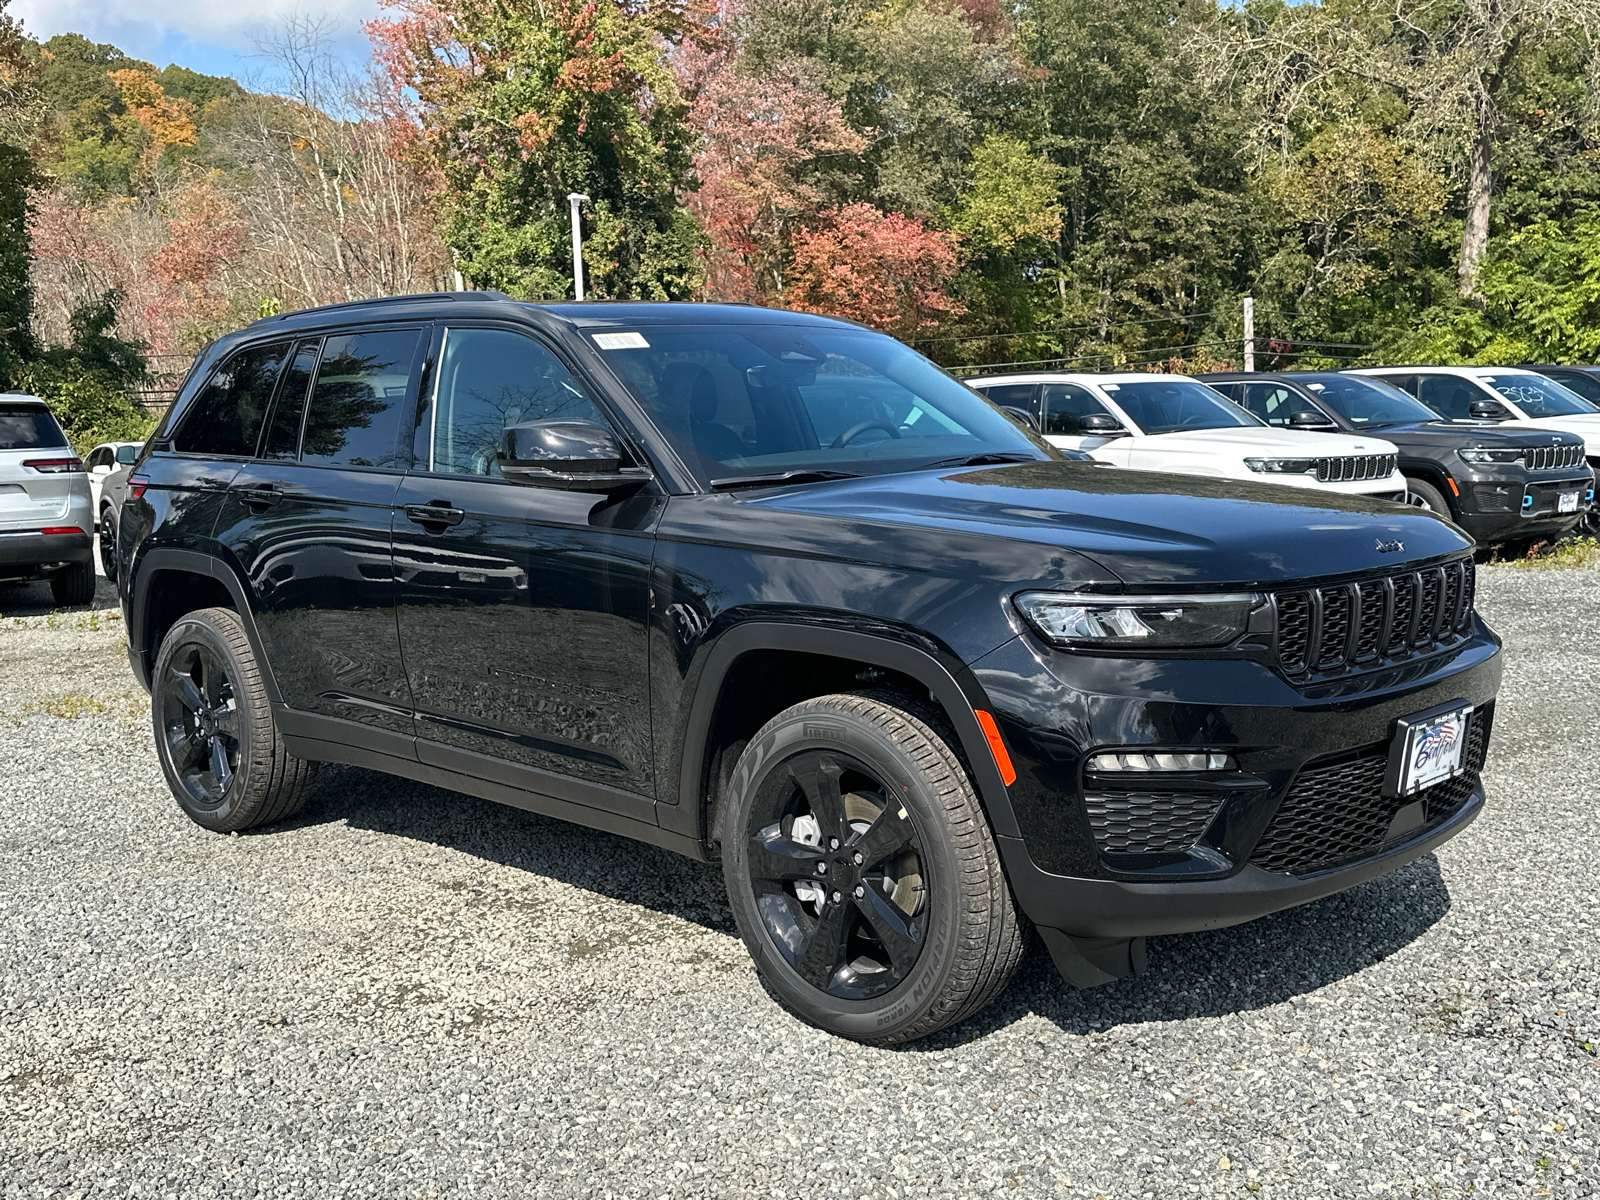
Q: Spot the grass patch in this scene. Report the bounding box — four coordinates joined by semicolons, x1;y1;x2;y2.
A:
26;693;108;719
1487;536;1600;569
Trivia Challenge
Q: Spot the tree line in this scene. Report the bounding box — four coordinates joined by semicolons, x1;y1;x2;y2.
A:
5;0;1600;449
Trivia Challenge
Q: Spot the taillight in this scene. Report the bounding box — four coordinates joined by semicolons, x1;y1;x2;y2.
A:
23;456;85;473
128;475;150;500
41;526;83;536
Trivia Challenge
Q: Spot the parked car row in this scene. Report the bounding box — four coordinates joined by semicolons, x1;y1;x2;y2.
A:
968;364;1598;546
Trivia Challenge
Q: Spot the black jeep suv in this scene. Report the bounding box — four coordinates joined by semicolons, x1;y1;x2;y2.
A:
118;295;1502;1043
1204;372;1594;545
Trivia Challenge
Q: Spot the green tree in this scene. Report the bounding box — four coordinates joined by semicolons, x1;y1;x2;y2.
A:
0;0;39;380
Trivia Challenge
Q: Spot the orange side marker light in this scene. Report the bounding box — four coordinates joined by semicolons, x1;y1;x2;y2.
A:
973;709;1017;786
1447;477;1459;497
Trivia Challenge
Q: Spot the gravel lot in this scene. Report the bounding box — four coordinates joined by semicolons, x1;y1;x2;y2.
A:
0;561;1596;1199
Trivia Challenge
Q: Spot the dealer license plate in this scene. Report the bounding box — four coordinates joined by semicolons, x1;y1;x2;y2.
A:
1559;491;1579;513
1386;704;1472;797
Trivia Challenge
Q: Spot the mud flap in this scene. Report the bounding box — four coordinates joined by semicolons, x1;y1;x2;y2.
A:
1038;927;1147;988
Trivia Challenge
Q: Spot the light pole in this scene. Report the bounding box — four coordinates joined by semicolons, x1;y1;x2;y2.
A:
567;192;589;301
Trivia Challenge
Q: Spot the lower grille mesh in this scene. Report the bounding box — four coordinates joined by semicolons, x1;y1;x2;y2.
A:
1084;790;1223;856
1250;710;1489;875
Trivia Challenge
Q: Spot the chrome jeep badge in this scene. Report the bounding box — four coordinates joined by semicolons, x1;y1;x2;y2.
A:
1376;538;1404;553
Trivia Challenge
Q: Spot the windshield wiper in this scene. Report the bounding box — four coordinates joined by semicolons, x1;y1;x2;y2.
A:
920;452;1040;470
708;469;861;493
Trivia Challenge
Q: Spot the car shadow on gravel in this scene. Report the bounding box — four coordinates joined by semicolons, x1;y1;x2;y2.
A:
284;764;1453;1043
0;573;118;617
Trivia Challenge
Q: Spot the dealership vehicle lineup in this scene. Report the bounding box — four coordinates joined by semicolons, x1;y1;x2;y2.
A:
0;294;1595;1047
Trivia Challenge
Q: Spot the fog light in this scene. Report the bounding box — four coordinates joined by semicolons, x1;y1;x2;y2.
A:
1086;752;1236;773
1522;494;1534;508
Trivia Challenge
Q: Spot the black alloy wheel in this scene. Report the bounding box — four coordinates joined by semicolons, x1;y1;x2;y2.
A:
745;748;928;1000
722;691;1027;1044
160;640;243;808
151;607;318;832
98;508;118;583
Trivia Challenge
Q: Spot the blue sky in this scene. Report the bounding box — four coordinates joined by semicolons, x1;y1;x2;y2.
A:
14;0;383;81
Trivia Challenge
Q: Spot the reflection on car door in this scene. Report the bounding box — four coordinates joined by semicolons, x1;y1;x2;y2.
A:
213;328;425;737
391;325;660;811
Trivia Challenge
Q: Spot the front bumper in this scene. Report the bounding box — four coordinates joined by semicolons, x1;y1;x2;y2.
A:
0;529;93;579
972;624;1501;943
1454;469;1594;542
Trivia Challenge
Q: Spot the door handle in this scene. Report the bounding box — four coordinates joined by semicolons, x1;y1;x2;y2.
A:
405;502;465;529
239;484;283;510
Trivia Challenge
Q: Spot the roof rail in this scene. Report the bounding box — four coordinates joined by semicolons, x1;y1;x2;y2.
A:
252;290;516;326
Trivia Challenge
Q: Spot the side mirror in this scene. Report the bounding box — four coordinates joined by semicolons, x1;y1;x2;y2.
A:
498;419;648;492
1288;408;1337;430
115;445;139;465
1000;405;1040;432
1080;412;1129;437
1469;399;1510;420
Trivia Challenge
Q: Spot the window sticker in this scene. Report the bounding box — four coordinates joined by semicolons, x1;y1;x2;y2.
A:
593;331;650;350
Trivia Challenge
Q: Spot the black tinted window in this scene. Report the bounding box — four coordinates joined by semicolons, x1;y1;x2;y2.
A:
1415;375;1484;421
1041;382;1109;435
301;330;421;469
432;328;606;476
174;342;290;456
262;340;319;461
980;383;1039;414
1548;371;1600;403
1241;382;1321;426
0;404;68;450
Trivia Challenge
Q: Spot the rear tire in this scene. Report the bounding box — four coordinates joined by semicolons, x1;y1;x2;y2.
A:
151;606;318;832
720;690;1027;1044
98;508;119;583
50;560;95;607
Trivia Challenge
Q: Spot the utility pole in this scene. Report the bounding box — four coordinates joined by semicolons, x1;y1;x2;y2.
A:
1242;296;1255;373
567;193;589;301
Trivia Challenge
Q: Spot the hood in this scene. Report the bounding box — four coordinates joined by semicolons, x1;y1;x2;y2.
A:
1369;420;1585;451
737;460;1469;588
1125;426;1397;457
1517;414;1600;452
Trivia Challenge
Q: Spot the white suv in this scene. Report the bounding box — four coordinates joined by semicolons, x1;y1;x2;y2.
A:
0;394;95;605
968;372;1406;499
1351;366;1600;462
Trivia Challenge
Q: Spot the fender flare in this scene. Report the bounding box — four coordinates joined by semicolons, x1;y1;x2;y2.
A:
1398;460;1458;508
127;547;282;704
673;621;1021;842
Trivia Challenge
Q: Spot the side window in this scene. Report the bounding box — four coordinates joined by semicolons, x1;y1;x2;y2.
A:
979;383;1040;416
1375;373;1419;397
1040;382;1109;435
1242;382;1318;426
261;339;319;461
1550;371;1600;403
173;341;292;457
1416;375;1482;421
1207;382;1242;403
88;447;110;469
430;327;607;476
300;329;423;470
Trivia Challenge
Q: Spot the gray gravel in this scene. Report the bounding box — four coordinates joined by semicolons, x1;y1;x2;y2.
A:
0;563;1597;1198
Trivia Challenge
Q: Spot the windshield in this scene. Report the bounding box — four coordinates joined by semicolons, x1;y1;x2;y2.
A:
589;324;1047;484
1479;374;1600;418
1098;379;1260;435
0;404;68;450
1299;374;1438;427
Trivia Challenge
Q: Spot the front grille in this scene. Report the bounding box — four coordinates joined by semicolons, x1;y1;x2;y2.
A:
1315;453;1397;483
1251;710;1489;875
1084;790;1223;856
1522;443;1585;471
1524;479;1591;517
1274;557;1474;678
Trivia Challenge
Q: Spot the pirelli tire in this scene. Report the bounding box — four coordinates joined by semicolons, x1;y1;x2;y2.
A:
720;690;1028;1044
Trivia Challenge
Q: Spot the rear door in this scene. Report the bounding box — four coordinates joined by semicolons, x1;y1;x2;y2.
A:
0;404;76;532
213;327;426;737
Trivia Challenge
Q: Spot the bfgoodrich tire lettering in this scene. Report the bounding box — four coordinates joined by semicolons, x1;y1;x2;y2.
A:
720;690;1027;1044
151;606;319;832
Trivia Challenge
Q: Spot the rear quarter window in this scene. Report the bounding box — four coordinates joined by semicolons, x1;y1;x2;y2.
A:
0;404;69;450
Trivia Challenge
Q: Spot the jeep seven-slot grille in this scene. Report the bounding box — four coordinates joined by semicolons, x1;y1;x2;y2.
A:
1250;710;1489;875
1315;453;1397;483
1274;558;1474;678
1523;443;1585;471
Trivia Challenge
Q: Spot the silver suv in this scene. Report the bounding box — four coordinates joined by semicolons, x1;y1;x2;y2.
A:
0;394;95;605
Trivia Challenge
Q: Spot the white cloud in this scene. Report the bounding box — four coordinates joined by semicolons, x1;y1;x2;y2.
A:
14;0;382;60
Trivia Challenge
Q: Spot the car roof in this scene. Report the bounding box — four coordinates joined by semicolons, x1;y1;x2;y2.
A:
1352;365;1544;376
0;392;48;406
1520;363;1600;373
966;371;1200;384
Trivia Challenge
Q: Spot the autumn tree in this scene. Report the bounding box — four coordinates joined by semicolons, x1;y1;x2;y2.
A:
0;0;40;378
369;0;717;300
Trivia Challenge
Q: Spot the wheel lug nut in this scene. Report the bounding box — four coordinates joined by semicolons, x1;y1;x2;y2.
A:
853;852;863;865
853;885;864;899
830;891;841;904
829;838;839;850
815;862;827;875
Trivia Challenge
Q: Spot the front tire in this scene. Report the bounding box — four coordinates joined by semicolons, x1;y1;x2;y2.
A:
1404;477;1453;519
151;606;318;832
720;691;1027;1044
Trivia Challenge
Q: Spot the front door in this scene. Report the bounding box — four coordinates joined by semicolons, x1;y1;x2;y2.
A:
391;325;660;803
212;327;426;736
1039;381;1119;453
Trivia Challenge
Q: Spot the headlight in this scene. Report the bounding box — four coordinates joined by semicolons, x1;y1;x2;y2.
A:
1458;447;1522;464
1243;457;1317;475
1014;591;1264;648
